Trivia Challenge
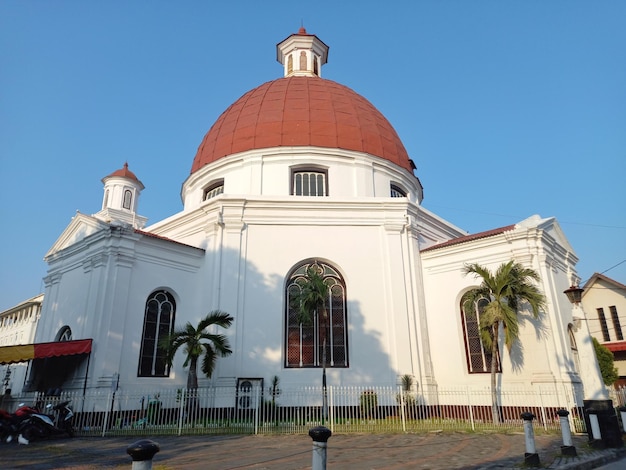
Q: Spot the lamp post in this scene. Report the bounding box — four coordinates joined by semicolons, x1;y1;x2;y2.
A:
563;285;584;306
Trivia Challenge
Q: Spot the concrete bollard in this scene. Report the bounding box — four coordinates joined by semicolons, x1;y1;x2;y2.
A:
556;409;577;456
309;425;332;470
521;412;540;467
587;409;605;449
127;439;160;470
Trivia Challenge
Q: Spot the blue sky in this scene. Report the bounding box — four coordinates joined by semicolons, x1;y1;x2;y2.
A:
1;1;624;311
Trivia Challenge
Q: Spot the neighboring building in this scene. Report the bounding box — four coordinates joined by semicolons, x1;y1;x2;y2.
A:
0;29;606;406
582;273;626;386
0;294;43;394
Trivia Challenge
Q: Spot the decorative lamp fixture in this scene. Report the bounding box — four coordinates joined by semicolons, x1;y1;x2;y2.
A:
564;285;584;305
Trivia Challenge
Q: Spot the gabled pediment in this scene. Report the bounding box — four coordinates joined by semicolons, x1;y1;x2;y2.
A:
45;212;110;259
515;214;575;254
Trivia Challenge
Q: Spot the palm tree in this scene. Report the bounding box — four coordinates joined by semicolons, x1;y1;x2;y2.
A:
462;261;546;423
162;310;234;390
293;266;329;327
291;265;330;420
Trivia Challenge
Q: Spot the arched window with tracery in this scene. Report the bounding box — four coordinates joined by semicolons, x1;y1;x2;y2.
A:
461;297;500;373
285;260;348;368
138;290;176;377
56;326;72;342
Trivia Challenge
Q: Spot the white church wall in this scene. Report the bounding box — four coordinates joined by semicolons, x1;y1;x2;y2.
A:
37;225;207;392
421;220;606;401
178;147;423;214
205;206;421;388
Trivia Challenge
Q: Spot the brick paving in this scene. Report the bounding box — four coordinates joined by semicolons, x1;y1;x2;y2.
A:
0;432;624;469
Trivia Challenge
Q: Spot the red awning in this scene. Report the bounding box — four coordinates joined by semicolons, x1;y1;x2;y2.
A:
0;339;92;365
604;341;626;353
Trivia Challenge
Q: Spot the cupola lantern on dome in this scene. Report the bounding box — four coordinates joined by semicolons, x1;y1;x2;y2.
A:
95;162;147;229
276;27;329;78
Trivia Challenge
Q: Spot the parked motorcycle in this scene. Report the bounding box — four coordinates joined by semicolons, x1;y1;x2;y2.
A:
0;403;40;443
18;400;74;445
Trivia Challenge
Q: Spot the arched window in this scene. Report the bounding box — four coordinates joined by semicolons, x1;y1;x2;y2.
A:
103;189;109;209
203;179;224;201
285;260;348;368
299;51;307;71
55;326;72;342
291;168;328;196
390;184;407;197
313;56;319;76
123;189;133;210
460;297;500;373
287;54;293;75
138;290;176;377
568;324;581;376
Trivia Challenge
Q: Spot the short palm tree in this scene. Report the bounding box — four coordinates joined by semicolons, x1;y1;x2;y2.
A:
162;310;234;390
462;261;546;423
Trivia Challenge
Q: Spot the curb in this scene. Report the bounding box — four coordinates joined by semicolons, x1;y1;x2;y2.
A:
547;447;626;469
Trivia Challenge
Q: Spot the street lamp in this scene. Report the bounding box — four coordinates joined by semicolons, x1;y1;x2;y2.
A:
564;285;584;306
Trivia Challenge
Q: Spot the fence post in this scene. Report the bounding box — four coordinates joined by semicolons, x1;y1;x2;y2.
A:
309;425;332;470
101;391;113;437
535;387;548;431
466;386;474;431
399;385;406;433
557;409;577;456
521;412;540;467
177;389;185;436
328;385;334;433
254;385;259;435
127;439;160;470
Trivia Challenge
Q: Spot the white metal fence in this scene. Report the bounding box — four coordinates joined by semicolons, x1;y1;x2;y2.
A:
610;385;626;408
0;384;591;437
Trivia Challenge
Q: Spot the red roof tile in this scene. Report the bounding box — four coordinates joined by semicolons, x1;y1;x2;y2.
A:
190;77;413;174
106;162;140;183
420;224;516;252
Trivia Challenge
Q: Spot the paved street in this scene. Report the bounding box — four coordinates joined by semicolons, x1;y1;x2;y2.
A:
0;432;625;469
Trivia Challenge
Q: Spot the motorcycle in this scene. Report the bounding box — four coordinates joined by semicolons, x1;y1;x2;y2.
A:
18;400;74;445
0;403;40;443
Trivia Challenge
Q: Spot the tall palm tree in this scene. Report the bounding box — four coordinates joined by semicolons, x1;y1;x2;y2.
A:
291;265;330;420
162;310;234;389
293;266;329;327
462;261;546;423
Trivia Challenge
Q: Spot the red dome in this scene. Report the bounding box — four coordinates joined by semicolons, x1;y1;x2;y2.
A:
191;77;414;174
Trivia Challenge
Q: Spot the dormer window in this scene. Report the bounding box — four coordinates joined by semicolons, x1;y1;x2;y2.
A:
204;179;224;201
390;184;407;198
292;168;327;196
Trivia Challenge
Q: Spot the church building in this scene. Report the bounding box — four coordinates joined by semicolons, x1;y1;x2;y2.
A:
12;29;604;404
